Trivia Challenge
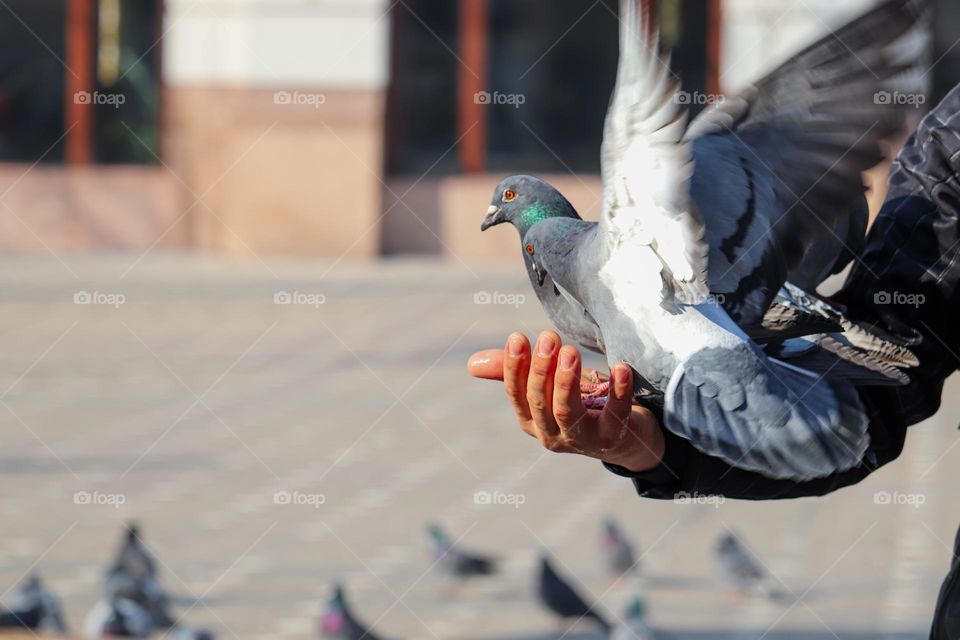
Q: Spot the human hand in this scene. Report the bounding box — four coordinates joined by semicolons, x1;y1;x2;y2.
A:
468;330;665;472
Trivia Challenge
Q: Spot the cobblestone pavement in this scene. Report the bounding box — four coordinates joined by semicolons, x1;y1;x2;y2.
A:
0;255;956;640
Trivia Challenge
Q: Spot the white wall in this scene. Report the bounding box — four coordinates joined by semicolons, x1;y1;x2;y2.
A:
719;0;877;93
163;0;390;89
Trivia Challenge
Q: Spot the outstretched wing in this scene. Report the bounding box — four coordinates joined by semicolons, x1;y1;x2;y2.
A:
686;0;931;324
599;0;709;303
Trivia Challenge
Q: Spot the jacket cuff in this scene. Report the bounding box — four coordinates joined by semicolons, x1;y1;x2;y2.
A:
603;425;692;500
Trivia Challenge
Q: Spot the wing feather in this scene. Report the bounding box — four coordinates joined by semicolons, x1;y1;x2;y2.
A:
686;0;931;324
600;0;709;302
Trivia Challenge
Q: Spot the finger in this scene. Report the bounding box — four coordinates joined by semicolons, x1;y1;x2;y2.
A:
467;349;505;381
553;346;588;433
527;331;561;438
601;364;634;432
502;333;533;426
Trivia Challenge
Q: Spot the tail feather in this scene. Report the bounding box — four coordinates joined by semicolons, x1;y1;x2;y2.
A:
666;343;869;481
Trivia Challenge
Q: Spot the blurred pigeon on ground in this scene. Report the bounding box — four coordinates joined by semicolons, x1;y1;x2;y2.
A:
0;573;68;634
611;592;667;640
537;555;610;633
715;532;784;599
84;597;153;638
105;565;176;629
427;524;497;581
602;519;638;578
110;523;157;582
493;0;927;481
320;583;384;640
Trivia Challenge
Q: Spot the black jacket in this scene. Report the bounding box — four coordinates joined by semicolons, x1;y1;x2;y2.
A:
607;86;960;501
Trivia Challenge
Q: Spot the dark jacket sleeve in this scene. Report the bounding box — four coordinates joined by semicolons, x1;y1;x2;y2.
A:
606;86;960;501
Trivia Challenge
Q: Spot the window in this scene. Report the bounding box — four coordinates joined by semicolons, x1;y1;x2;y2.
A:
0;0;68;163
386;0;718;176
0;0;162;165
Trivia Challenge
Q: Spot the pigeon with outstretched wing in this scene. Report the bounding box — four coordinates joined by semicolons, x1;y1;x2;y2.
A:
491;0;927;480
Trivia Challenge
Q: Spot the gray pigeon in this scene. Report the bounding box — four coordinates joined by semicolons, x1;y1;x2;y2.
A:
601;519;638;578
491;0;926;481
611;592;666;640
110;523;157;583
714;532;784;600
537;555;611;633
483;191;606;354
427;524;497;581
320;583;384;640
0;573;68;634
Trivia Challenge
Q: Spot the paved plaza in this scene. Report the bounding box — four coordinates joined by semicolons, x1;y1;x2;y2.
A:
0;255;957;639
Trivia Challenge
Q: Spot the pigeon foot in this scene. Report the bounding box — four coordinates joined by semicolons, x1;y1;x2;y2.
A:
581;379;610;410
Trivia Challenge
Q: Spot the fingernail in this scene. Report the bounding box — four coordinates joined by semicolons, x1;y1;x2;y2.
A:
508;335;524;356
537;333;557;357
469;354;492;367
614;365;631;385
559;348;576;371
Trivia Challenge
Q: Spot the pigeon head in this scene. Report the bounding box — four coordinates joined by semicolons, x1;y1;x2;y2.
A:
624;594;647;620
125;522;141;542
521;217;585;288
328;583;347;610
481;175;580;237
426;524;447;546
603;519;618;537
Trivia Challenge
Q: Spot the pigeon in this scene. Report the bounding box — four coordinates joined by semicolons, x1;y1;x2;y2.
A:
84;597;153;638
427;524;498;580
602;519;638;578
482;183;606;356
611;592;666;640
537;555;610;633
320;583;384;640
110;522;157;583
0;573;68;634
104;565;176;629
714;532;783;599
487;0;927;481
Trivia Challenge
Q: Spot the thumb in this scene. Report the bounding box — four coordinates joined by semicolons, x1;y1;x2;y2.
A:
602;364;633;424
467;349;505;381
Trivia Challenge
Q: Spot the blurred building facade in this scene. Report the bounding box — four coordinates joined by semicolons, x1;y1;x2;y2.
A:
0;0;954;260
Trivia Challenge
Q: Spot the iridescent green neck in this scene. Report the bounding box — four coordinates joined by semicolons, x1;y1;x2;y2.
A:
516;202;577;235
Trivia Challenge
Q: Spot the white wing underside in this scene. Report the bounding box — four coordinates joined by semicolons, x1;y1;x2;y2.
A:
600;0;709;303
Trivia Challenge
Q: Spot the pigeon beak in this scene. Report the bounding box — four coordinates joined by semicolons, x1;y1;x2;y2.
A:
480;205;504;231
533;261;547;287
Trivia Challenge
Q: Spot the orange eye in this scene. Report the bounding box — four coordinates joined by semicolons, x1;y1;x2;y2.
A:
525;244;535;255
504;189;517;202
